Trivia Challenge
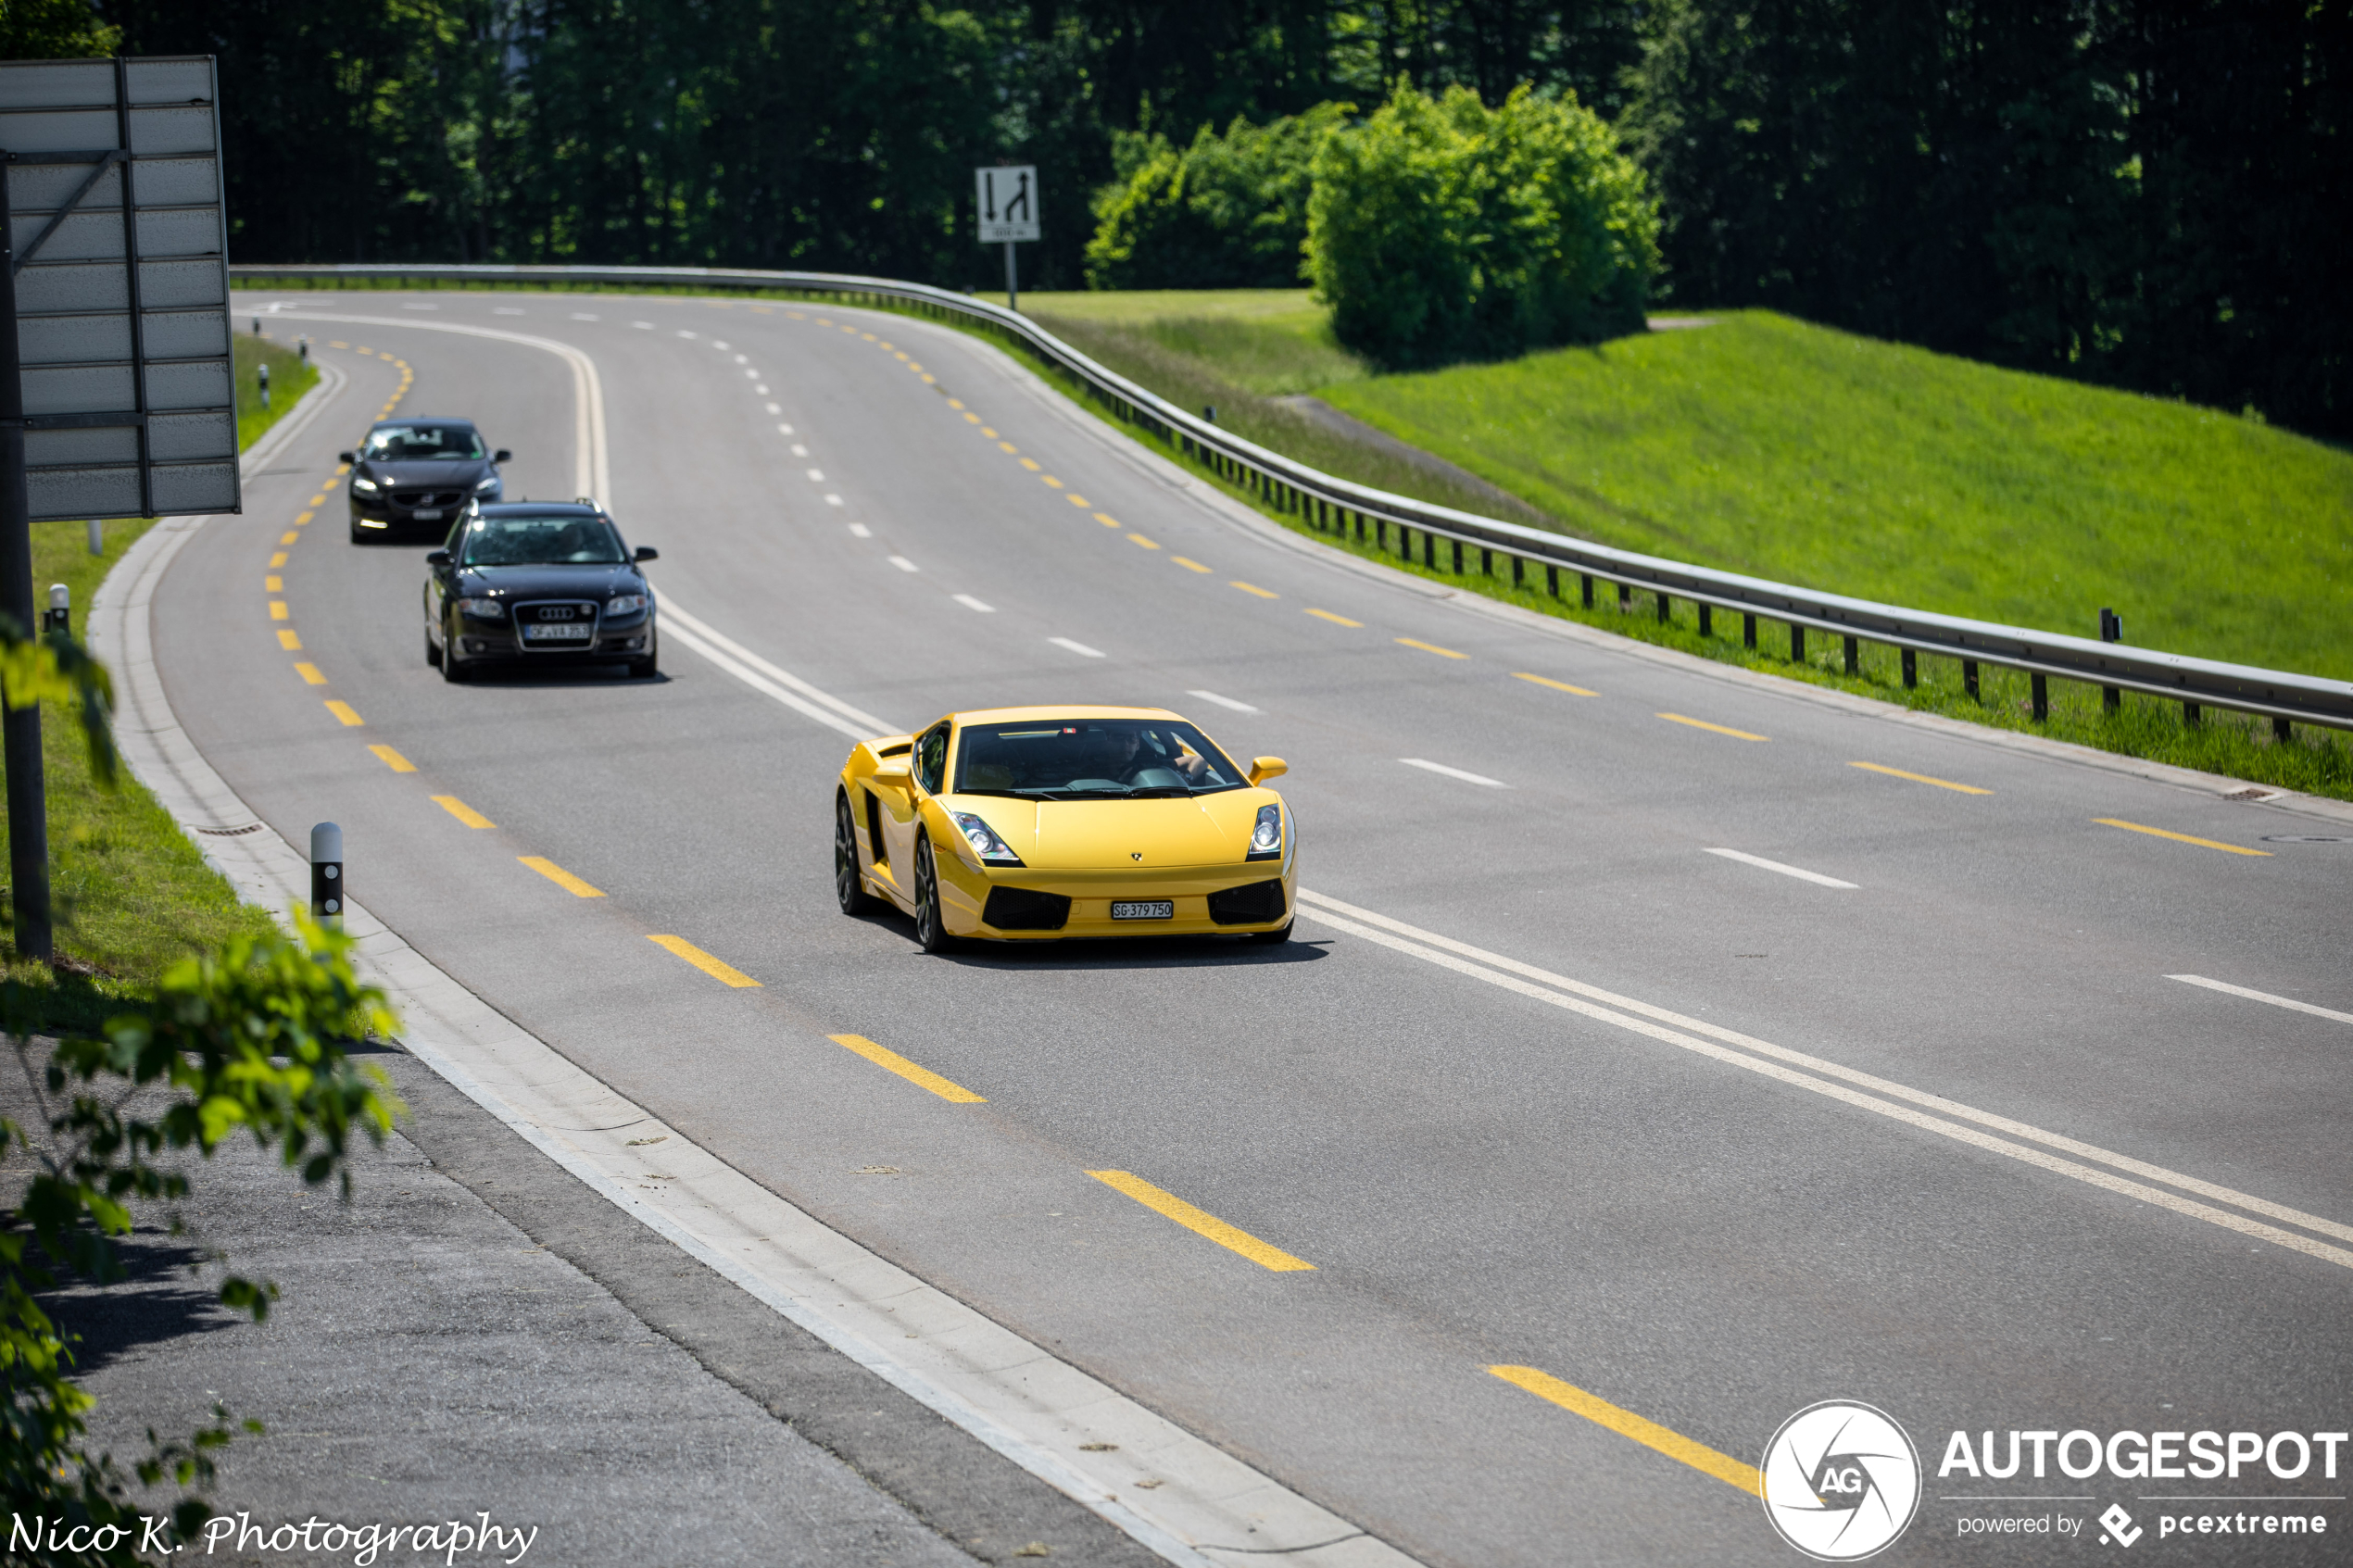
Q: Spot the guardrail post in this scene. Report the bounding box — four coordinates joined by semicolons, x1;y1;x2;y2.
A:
1511;556;1524;588
1427;533;1439;570
1698;604;1712;636
1655;591;1669;624
1901;648;1917;688
2031;673;2049;722
1580;574;1593;609
1963;659;1980;701
1790;624;1805;662
1451;539;1464;574
1843;635;1858;674
1743;613;1756;649
1479;546;1491;576
1546;564;1559;598
1617;583;1631;613
2274;717;2293;742
2183;701;2201;727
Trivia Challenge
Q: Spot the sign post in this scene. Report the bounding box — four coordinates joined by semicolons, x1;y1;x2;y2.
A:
0;56;237;959
975;165;1040;311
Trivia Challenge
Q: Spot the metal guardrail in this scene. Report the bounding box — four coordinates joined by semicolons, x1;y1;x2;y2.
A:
230;261;2353;735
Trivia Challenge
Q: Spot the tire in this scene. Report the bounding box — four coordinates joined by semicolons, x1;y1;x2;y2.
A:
425;628;442;668
1247;920;1293;945
835;794;882;916
440;621;469;683
912;834;957;954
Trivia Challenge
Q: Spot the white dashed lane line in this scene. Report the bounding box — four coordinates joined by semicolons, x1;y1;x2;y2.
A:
888;556;919;573
1401;758;1509;788
571;312;598;320
1187;689;1259;714
2169;974;2353;1026
953;595;996;613
848;523;873;538
1703;847;1857;889
1050;637;1106;659
806;468;825;481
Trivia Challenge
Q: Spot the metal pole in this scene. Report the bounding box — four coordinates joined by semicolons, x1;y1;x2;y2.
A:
1003;240;1017;312
310;822;345;926
0;154;53;961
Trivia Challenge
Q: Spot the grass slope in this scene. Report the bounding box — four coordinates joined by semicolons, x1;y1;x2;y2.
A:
0;351;315;1030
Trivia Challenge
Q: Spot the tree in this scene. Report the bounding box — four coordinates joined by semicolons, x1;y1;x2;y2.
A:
1085;104;1348;289
1306;82;1656;366
0;0;119;58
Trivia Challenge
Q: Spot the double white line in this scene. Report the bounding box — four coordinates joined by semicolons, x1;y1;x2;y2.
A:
1295;889;2353;1272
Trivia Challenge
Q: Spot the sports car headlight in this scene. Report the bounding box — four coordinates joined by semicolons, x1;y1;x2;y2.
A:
1247;803;1283;859
350;475;379;494
456;596;507;620
605;593;646;614
950;811;1024;866
473;474;500;493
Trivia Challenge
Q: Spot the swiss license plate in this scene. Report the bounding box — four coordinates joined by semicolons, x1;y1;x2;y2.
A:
411;507;442;520
523;622;592;641
1111;900;1175;921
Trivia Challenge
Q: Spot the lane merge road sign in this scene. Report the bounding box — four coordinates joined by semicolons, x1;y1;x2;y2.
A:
975;165;1039;244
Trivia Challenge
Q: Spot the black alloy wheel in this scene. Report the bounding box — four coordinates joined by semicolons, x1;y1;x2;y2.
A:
912;834;955;954
836;794;881;916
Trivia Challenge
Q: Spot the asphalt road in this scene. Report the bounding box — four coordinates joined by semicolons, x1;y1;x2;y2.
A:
158;290;2353;1567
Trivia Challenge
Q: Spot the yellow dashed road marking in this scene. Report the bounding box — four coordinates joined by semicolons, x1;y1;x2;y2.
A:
1850;760;1991;795
1657;712;1768;741
829;1034;986;1103
648;934;761;987
294;662;326;685
1127;533;1162;550
369;745;416;772
1171;556;1211;573
270;601;289;621
1514;671;1597;696
1396;636;1466;659
280;531;299;545
1231;582;1279;599
1305;608;1363;627
432;795;494;829
277;630;302;650
269;551;288;568
520;856;606;897
324;700;364;726
1489;1366;1762;1497
1087;1170;1314;1272
2094;818;2270;857
265;575;283;592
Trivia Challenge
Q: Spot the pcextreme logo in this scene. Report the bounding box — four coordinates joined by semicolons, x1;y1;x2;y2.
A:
1761;1400;1924;1562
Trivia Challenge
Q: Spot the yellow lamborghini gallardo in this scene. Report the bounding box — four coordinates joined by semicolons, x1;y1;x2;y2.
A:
834;706;1295;951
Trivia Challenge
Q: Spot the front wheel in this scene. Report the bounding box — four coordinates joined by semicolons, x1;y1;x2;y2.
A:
836;794;882;916
912;835;956;954
425;627;442;668
439;620;468;683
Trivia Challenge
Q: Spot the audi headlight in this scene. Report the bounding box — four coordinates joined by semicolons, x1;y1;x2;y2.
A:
949;811;1024;866
1247;803;1283;859
473;474;500;493
605;593;646;614
351;475;379;494
457;596;507;620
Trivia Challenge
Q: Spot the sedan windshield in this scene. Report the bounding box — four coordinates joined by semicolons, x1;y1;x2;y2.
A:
364;423;488;461
460;516;627;566
954;720;1247;797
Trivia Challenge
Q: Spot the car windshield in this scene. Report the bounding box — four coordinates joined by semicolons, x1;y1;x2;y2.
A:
953;720;1247;798
363;423;487;461
460;515;627;566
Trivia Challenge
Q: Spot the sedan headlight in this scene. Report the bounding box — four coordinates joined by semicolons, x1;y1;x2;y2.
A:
473;474;500;493
456;596;507;620
1247;803;1283;859
350;475;379;494
950;811;1024;866
605;593;646;614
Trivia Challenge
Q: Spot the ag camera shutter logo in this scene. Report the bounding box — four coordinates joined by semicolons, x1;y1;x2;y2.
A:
1761;1400;1922;1561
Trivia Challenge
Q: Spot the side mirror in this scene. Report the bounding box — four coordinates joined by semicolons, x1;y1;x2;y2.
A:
337;450;357;464
872;758;911;784
1248;756;1288;785
634;546;659;562
425;549;452;568
493;448;512;463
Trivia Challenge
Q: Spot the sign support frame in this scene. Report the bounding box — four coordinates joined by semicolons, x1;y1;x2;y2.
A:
0;153;52;961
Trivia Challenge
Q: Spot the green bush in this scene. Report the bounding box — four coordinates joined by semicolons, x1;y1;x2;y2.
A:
1306;83;1659;368
1085;106;1350;291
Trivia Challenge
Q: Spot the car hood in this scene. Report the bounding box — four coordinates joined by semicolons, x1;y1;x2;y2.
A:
453;563;647;599
366;458;490;483
945;792;1273;869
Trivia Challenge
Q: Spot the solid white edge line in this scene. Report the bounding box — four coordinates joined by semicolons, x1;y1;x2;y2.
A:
1702;847;1857;888
1051;636;1106;658
1290;898;2353;1272
657;598;900;738
1187;690;1260;714
1399;759;1508;789
2168;974;2353;1028
1293;888;2353;1250
210;299;1416;1568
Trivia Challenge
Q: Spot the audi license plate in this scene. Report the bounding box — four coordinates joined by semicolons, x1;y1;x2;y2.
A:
412;508;442;520
1110;900;1175;921
523;622;592;641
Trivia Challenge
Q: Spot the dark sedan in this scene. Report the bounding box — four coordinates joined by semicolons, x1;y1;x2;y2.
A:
423;504;660;682
343;419;510;542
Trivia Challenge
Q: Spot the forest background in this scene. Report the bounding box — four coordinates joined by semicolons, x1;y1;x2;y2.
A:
6;0;2346;440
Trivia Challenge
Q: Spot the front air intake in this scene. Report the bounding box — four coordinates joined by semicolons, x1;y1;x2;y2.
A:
983;886;1071;931
1207;879;1286;925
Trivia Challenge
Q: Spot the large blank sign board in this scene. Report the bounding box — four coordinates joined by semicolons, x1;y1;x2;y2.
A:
0;56;236;520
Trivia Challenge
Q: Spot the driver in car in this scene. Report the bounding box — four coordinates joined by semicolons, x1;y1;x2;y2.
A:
1101;726;1208;784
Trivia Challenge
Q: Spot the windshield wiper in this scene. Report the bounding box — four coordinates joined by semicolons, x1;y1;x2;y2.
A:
1124;785;1194;798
